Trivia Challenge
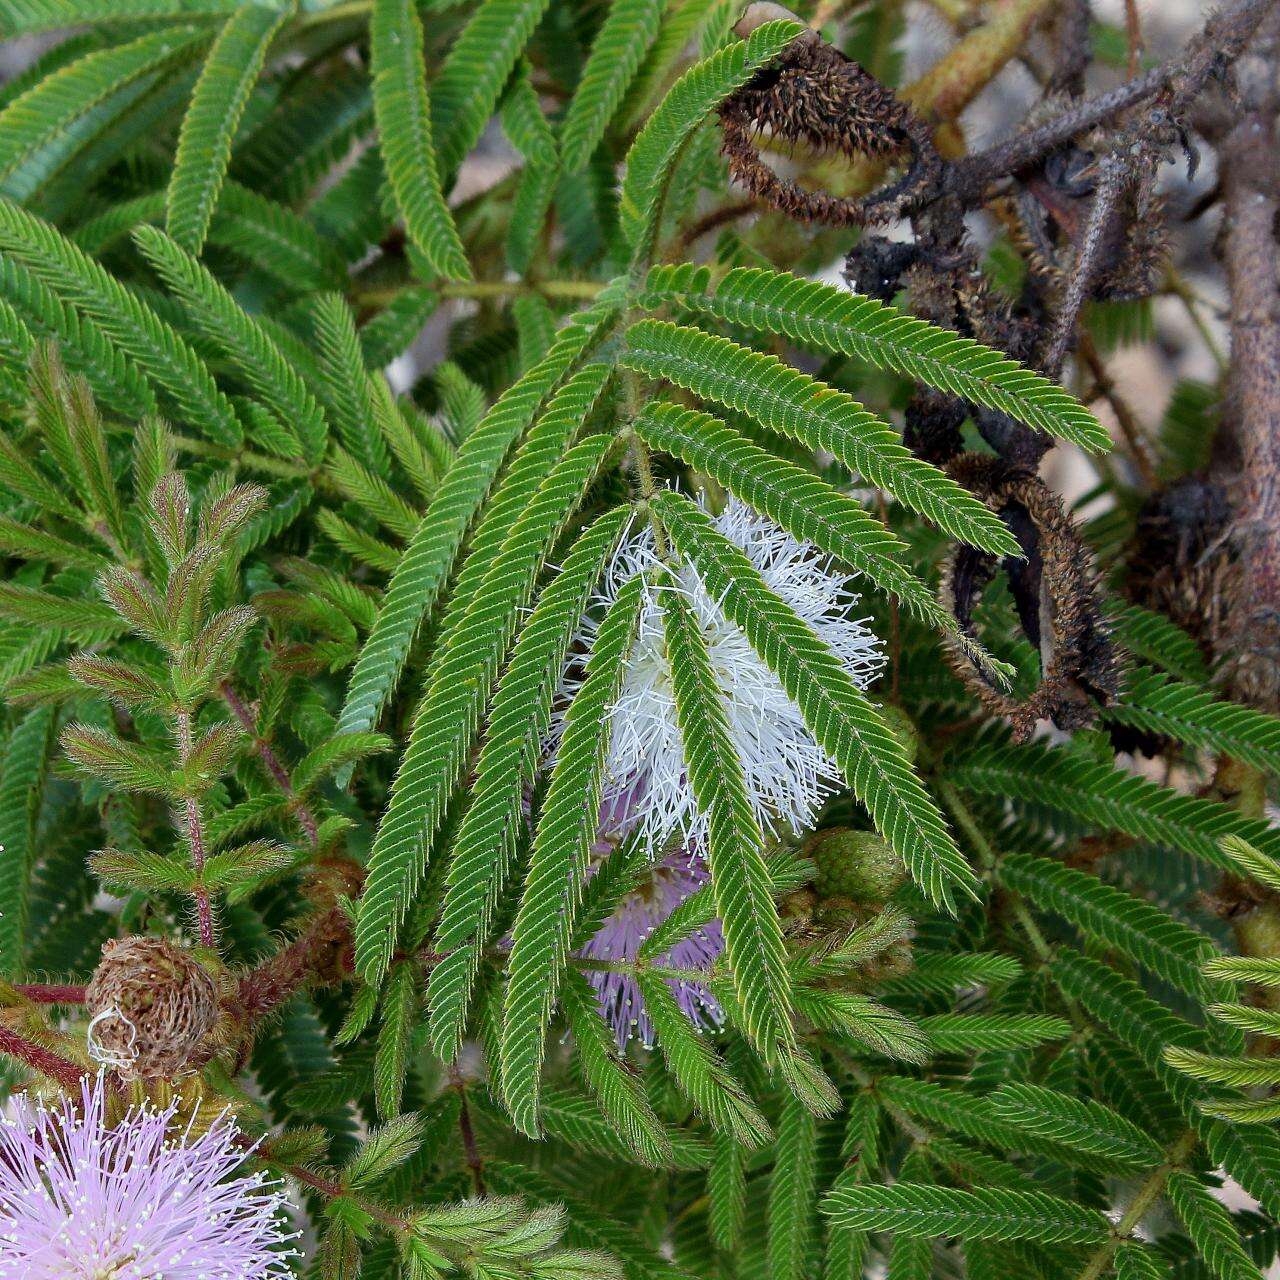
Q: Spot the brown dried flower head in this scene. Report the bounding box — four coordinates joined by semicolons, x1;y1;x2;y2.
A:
85;935;220;1081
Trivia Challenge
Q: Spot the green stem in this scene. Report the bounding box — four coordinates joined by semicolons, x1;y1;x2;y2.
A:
621;366;671;559
295;1;372;29
1073;1128;1198;1280
354;279;604;308
171;434;323;483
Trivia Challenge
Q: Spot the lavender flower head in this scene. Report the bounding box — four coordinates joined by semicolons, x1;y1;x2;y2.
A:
0;1073;296;1279
579;838;724;1049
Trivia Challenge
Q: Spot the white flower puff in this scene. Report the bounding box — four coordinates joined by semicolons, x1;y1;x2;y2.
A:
565;498;886;849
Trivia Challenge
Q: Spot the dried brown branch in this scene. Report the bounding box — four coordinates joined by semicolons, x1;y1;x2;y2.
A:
1211;15;1280;710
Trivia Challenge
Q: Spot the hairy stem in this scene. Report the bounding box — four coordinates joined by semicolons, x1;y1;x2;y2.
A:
220;681;319;846
12;983;86;1004
236;907;349;1025
175;709;215;949
0;1026;86;1090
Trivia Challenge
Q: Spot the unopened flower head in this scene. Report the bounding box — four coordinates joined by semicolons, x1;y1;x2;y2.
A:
566;499;885;847
578;847;723;1048
0;1073;296;1279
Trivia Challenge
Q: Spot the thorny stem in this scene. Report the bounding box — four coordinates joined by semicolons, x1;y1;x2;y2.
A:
236;907;348;1026
1042;153;1130;378
675;199;758;250
952;66;1165;198
267;1153;410;1231
175;709;215;949
220;681;319;846
1210;9;1280;712
1073;1129;1199;1280
0;1026;87;1091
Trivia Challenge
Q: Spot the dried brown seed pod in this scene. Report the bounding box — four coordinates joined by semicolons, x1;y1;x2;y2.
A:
940;454;1120;740
85;936;219;1081
1125;475;1237;657
718;31;940;227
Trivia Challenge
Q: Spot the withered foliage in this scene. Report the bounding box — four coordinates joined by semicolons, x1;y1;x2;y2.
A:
718;0;1275;740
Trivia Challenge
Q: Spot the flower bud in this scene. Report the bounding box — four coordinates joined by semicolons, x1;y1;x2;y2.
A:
809;828;907;904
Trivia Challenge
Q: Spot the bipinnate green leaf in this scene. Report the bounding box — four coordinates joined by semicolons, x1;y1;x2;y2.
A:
336;299;616;751
132;225;328;464
355;430;613;986
1106;665;1280;777
658;578;795;1057
167;3;291;253
619;18;803;262
1167;1171;1266;1280
623;320;1020;558
989;1083;1162;1169
431;0;552;178
560;972;683;1169
561;0;665;173
375;961;418;1121
500;574;644;1136
0;198;241;446
768;1094;818;1280
653;489;977;912
371;0;471;280
641;263;1111;453
0;707;54;976
952;736;1280;878
998;851;1223;1002
634;401;968;638
822;1182;1110;1245
428;507;630;1062
636;967;772;1149
0;27;208;187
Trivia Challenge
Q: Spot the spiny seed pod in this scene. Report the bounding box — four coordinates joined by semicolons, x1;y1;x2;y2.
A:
808;828;908;903
941;454;1120;739
717;23;940;228
85;936;219;1081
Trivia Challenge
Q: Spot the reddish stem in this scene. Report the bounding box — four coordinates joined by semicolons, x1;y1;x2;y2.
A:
220;682;320;846
236;907;349;1025
0;1026;87;1091
13;984;86;1004
175;709;215;948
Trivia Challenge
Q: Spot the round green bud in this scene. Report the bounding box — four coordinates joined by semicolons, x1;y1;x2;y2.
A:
808;828;908;904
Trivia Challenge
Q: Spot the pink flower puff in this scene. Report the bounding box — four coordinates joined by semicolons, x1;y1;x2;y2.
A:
579;848;724;1049
0;1073;297;1279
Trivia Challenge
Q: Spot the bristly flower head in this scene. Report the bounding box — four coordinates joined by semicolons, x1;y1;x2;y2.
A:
578;848;723;1049
0;1073;296;1279
567;499;884;847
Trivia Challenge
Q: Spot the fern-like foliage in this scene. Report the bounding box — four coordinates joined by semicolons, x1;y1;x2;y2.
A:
166;2;290;253
0;7;1275;1280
